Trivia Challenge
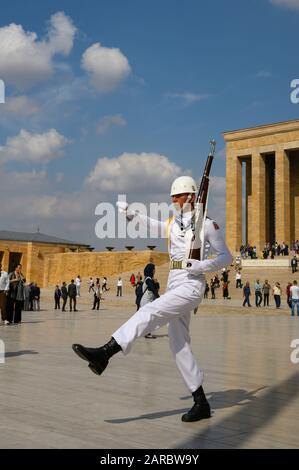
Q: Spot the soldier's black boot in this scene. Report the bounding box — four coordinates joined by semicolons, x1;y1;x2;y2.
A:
181;386;211;422
72;337;121;376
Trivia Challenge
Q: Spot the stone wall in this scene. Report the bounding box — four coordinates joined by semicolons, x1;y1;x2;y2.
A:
224;120;299;253
0;240;89;286
43;251;169;287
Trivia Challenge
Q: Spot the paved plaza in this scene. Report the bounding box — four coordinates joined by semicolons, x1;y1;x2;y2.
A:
1;266;299;449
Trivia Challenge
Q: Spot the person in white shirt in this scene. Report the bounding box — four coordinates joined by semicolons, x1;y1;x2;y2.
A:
88;278;94;293
0;264;9;323
73;175;232;422
75;275;81;297
116;278;123;297
290;280;299;317
273;282;282;308
235;270;242;288
102;277;110;292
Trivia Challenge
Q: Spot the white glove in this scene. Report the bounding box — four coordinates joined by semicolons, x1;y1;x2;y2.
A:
116;201;129;214
116;201;135;221
184;259;204;276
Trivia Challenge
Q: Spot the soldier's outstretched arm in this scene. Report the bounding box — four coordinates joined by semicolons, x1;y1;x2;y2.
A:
116;201;167;238
185;219;233;275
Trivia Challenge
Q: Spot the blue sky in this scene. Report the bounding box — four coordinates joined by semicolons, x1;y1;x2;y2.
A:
0;0;298;250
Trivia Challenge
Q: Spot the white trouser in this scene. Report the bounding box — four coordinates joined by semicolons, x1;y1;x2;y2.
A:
113;270;205;393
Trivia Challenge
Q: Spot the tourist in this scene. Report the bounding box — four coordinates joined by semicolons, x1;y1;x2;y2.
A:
92;279;102;310
204;282;209;299
213;274;220;288
102;277;110;292
243;282;251;307
235;256;242;270
135;279;143;311
254;279;263;308
24;282;31;311
54;285;61;310
130;273;136;288
116;277;123;297
75;275;81;297
88;278;94;293
286;282;292;309
290;280;299;317
140;263;160;338
262;280;271;307
222;280;230;300
6;264;25;324
221;268;229;283
273;282;282;309
61;282;68;312
291;256;298;274
0;264;9;324
68;280;78;311
33;283;40;311
210;279;216;299
235;270;242;288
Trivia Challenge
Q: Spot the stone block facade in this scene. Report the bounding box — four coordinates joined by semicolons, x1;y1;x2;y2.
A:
223;119;299;253
0;238;169;287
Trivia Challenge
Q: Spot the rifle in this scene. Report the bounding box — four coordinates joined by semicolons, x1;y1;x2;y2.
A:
188;140;216;261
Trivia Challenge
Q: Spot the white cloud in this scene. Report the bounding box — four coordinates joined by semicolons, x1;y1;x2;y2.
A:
56;172;64;183
4;95;39;116
0;128;70;164
256;70;272;78
209;176;226;196
216;148;226;160
96;114;127;135
165;92;208;106
9;169;47;184
208;176;226;228
0;11;76;89
85;152;182;193
81;42;131;92
270;0;299;9
47;11;77;56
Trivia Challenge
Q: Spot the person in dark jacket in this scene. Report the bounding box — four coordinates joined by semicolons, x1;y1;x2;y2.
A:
243;282;251;307
61;282;68;311
92;279;101;310
291;256;298;274
54;285;61;309
29;283;35;311
33;283;40;311
140;263;160;338
68;280;77;312
135;280;143;311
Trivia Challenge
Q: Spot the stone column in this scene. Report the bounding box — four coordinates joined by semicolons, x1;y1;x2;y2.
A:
226;150;242;253
2;247;10;272
248;152;266;253
275;149;290;244
26;242;33;283
245;159;252;245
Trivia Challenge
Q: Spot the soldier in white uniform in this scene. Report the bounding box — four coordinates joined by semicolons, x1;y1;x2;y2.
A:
73;176;232;422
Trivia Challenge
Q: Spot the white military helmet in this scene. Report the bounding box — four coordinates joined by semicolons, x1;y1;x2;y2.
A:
170;176;197;196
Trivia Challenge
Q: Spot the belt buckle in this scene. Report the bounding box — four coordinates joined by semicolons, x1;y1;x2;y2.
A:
171;260;185;269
